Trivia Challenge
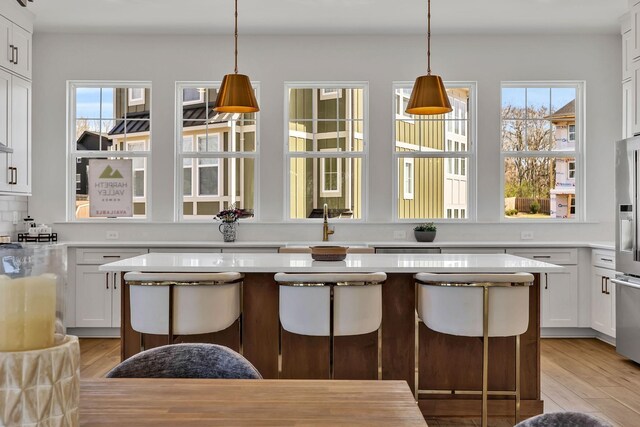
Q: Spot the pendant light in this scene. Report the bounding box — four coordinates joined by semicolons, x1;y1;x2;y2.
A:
406;0;452;115
214;0;260;113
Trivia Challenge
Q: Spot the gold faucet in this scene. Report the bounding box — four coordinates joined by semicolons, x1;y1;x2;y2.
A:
322;203;335;241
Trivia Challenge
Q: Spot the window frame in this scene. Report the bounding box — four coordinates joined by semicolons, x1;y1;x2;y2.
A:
283;81;369;222
67;80;152;222
499;81;585;222
128;88;145;106
391;81;477;223
175;81;260;222
403;157;414;200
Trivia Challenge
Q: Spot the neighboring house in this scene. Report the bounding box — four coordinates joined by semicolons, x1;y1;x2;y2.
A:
75;131;112;218
106;88;255;217
288;88;363;219
395;88;469;219
546;100;576;219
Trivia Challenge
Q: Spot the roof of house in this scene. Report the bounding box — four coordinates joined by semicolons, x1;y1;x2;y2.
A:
545;99;575;122
107;104;241;136
76;131;112;150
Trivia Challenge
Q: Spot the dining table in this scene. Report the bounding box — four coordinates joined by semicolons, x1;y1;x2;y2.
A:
80;378;428;426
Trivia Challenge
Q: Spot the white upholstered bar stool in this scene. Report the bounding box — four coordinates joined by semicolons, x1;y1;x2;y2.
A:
414;272;534;427
123;272;244;352
274;272;386;379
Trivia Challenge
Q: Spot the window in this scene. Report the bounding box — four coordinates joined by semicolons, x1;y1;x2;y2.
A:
176;83;258;219
183;88;205;105
403;158;414;200
68;82;151;220
501;82;583;220
286;83;367;220
395;89;411;120
393;82;475;221
128;88;145;106
568;161;576;179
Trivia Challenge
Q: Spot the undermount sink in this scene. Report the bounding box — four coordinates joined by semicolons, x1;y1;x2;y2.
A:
284;242;370;247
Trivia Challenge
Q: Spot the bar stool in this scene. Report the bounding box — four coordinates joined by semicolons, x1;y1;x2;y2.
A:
123;272;244;352
274;272;386;379
414;272;534;427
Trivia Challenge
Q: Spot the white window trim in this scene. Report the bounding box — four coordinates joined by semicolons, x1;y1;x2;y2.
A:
391;81;477;223
195;133;222;198
66;81;152;222
175;81;260;222
403;158;414;200
128;88;145;106
499;81;585;222
284;82;369;222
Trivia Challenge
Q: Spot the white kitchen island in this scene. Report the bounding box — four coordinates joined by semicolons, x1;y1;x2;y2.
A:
101;252;561;420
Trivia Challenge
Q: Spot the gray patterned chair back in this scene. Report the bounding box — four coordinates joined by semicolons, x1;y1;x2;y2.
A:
106;343;262;379
515;412;612;427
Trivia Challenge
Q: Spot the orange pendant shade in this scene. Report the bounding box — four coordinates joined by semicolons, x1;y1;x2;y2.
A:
406;74;452;115
214;74;259;113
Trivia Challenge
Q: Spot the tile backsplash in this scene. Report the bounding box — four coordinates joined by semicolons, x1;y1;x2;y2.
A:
0;195;28;240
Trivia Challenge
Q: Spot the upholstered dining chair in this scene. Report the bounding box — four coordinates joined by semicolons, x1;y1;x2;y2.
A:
515;412;612;426
106;343;262;379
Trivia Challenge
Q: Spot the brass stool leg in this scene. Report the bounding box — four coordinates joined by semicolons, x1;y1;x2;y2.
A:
415;284;419;401
377;324;383;381
482;286;489;427
516;334;521;424
239;283;244;355
330;284;335;380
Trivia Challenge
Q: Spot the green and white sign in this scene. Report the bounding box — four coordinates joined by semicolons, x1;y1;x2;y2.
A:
88;159;133;217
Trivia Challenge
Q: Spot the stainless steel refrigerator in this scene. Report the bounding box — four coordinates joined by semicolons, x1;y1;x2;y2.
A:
614;136;640;364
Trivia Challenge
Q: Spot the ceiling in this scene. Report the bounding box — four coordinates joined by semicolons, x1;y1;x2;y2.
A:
28;0;627;35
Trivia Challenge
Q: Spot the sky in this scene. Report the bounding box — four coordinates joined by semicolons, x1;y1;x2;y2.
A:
76;87;114;119
502;87;576;113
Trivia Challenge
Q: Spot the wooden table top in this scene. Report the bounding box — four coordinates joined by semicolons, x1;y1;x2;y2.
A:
80;378;427;426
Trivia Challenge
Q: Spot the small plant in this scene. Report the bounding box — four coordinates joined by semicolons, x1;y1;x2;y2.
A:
215;204;254;223
505;208;519;216
529;201;540;214
414;223;437;232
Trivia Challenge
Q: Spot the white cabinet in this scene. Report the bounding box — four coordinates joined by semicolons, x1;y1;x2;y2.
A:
624;26;633;82
624;79;634;139
506;248;579;328
0;15;30;80
0;69;30;194
591;249;617;339
74;248;147;330
632;2;640;60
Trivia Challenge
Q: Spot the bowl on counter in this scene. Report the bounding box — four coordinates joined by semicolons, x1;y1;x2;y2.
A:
309;246;348;261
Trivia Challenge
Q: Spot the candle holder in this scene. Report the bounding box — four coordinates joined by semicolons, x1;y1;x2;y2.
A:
0;244;79;426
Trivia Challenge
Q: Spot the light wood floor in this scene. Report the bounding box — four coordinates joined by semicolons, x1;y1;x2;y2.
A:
79;338;640;427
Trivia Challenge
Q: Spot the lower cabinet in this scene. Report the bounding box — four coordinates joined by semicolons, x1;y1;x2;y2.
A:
592;267;617;338
540;266;579;328
74;248;148;329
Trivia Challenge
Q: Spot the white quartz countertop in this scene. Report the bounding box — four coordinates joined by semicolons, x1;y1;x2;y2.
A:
63;240;615;250
99;252;563;274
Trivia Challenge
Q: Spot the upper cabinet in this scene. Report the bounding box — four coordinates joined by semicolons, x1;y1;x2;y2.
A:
631;2;640;61
0;14;31;80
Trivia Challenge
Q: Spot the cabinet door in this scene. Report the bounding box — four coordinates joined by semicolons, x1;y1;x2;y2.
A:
591;267;610;334
632;60;640;136
541;266;578;328
10;76;30;193
75;265;112;327
624;80;634;139
633;3;640;60
607;271;616;338
0;17;11;72
0;68;9;192
10;24;30;79
624;28;633;82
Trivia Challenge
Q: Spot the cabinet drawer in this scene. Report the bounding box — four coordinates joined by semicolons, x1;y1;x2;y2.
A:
76;248;148;265
592;249;616;270
506;248;577;265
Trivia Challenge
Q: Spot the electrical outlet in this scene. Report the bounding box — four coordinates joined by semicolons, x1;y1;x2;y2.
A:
393;230;407;240
520;231;534;240
106;231;119;240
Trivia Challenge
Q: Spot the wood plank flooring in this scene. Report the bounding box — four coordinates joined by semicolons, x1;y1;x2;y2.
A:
79;338;640;426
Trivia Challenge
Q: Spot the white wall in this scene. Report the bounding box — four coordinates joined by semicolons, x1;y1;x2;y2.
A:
30;33;620;243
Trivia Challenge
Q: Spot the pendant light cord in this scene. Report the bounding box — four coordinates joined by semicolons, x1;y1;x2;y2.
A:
427;0;431;75
234;0;238;74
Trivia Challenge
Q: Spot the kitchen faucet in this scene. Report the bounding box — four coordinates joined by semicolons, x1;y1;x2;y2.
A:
322;203;335;242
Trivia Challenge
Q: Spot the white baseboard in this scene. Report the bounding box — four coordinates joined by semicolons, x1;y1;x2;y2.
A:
67;327;120;338
541;327;616;345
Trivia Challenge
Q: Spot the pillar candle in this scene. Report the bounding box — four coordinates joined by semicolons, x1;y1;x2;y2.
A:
0;274;57;352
